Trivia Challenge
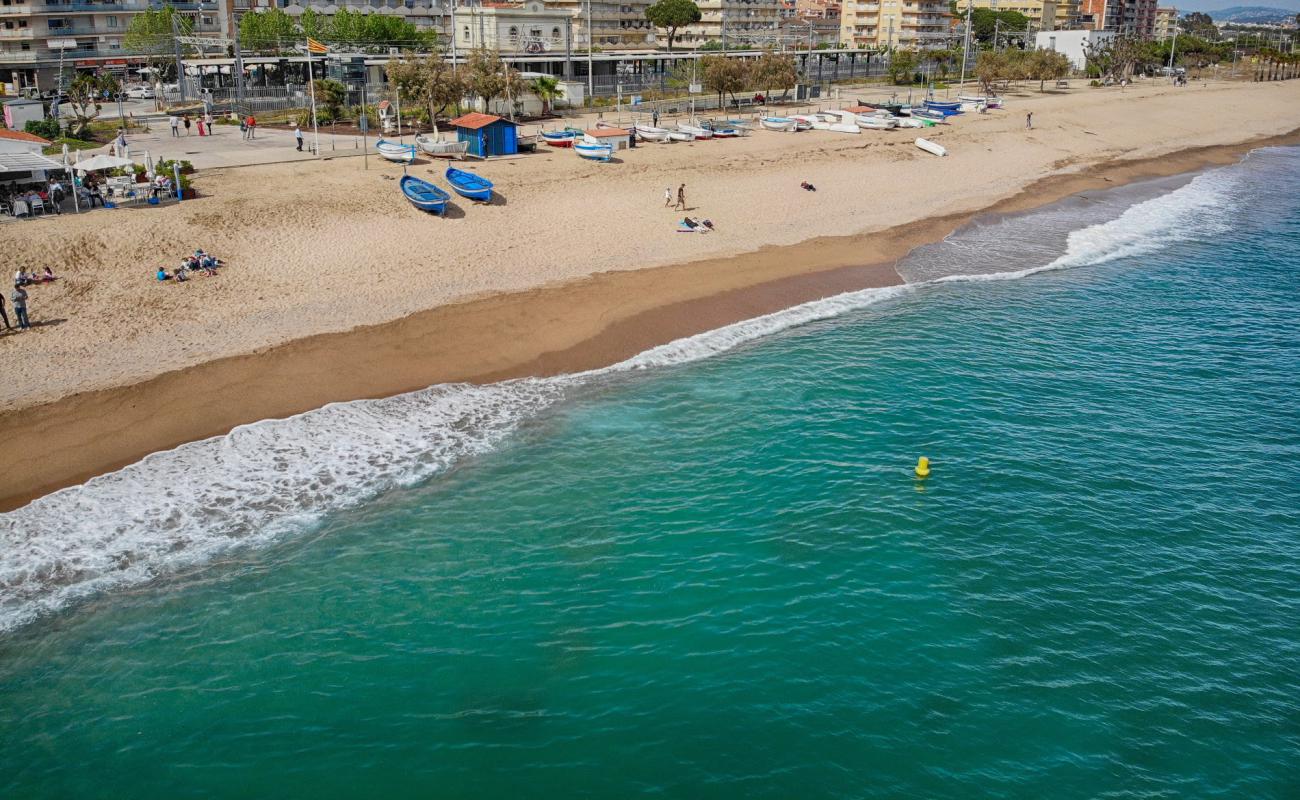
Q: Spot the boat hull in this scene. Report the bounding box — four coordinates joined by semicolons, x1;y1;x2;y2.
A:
541;131;577;147
678;124;713;139
634;125;672;143
444;166;494;202
414;135;469;160
375;139;417;163
399;175;450;215
667;131;695;142
915;137;947;157
575;142;614;162
761;117;797;132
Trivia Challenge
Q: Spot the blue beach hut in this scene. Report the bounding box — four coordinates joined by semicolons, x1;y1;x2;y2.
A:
449;113;519;158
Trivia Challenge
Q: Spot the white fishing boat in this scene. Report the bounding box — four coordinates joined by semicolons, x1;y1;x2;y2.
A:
667;130;696;142
821;110;863;134
677;122;713;139
856;112;900;130
575;140;614;162
414;133;469;160
915;137;947;157
634;125;673;143
958;94;1003;109
792;114;824;130
375;138;417;163
761;116;798;132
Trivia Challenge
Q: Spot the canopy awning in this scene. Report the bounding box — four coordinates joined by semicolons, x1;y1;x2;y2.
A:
0;151;66;173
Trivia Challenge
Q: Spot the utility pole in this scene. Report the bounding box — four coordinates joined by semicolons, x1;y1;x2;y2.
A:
450;0;458;71
586;0;594;102
994;18;1000;52
172;14;187;103
1167;25;1178;79
233;32;245;107
957;0;972;93
564;17;573;81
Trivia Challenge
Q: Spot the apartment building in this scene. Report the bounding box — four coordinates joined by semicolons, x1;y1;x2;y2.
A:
795;0;840;18
547;0;655;49
969;0;1057;31
1079;0;1156;36
839;0;951;49
0;0;154;91
1154;5;1175;40
676;0;783;48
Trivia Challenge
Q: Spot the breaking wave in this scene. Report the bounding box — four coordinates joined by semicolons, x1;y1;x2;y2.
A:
0;152;1265;635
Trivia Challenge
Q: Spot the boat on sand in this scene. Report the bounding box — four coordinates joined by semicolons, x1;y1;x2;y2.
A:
414;134;469;160
444;166;494;201
375;139;417;163
399;175;451;215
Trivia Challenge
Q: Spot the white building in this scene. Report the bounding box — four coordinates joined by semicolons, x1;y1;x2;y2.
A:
1035;28;1113;70
453;0;572;55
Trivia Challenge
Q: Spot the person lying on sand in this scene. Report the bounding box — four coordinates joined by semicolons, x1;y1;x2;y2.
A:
41;267;56;282
801;181;816;192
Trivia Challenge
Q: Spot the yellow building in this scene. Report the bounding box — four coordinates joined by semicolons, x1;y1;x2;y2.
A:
1155;6;1178;41
968;0;1059;32
839;0;952;50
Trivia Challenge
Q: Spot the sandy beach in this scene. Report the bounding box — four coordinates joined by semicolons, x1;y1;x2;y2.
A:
2;78;1299;508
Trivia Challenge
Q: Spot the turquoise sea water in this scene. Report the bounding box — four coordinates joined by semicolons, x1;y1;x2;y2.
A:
2;148;1299;798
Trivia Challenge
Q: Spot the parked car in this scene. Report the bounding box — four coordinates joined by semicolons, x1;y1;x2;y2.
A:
126;85;155;100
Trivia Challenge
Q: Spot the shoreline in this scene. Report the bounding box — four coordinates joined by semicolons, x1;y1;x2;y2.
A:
3;128;1297;512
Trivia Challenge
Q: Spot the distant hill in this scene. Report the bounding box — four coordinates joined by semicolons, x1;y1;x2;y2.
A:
1207;6;1297;23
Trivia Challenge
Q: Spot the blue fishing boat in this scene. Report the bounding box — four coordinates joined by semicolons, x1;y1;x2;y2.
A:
445;166;494;202
541;129;579;147
400;175;450;216
923;99;963;116
911;108;948;122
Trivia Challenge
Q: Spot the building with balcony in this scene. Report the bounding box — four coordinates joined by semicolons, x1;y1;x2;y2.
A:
675;0;782;48
1079;0;1156;36
0;0;157;92
795;0;839;19
547;0;655;50
969;0;1056;31
1154;5;1175;40
839;0;950;50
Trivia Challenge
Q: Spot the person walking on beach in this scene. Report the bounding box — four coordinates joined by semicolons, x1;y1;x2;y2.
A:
663;186;672;207
205;110;215;136
1026;112;1033;130
675;183;686;211
0;291;11;332
183;114;192;136
295;125;303;152
246;115;257;139
170;115;180;137
652;109;660;128
11;284;29;330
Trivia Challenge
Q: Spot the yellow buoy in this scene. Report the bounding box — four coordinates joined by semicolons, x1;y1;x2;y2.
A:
915;457;930;478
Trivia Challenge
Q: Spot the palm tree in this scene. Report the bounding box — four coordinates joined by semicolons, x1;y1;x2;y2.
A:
530;75;561;117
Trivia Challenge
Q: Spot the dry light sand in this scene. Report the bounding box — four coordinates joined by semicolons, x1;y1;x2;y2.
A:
1;78;1298;506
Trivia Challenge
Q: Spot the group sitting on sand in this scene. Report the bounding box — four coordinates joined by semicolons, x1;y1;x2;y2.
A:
158;250;223;283
14;268;56;287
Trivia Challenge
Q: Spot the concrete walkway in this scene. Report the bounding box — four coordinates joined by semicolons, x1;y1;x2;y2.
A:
97;123;374;170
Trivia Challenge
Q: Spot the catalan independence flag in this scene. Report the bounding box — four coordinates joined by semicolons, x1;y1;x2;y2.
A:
306;37;328;54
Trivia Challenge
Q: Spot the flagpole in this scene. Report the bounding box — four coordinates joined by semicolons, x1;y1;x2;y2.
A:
306;42;320;157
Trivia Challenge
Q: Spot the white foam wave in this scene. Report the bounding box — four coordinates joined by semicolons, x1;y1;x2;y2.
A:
934;165;1239;285
0;285;907;634
0;159;1252;635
